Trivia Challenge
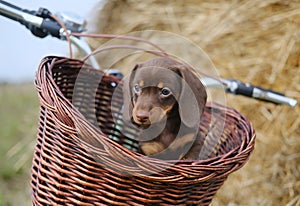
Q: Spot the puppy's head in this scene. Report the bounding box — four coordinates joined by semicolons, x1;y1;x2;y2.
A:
123;57;207;129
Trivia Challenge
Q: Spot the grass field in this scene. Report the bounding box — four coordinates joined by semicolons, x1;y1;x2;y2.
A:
0;83;38;206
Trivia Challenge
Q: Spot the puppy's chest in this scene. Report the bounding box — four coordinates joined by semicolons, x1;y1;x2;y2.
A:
139;125;184;156
139;132;176;156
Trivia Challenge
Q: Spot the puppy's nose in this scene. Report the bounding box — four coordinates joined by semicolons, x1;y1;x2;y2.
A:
136;111;150;123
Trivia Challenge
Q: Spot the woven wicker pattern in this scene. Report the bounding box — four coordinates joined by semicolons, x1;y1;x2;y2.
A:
31;56;255;205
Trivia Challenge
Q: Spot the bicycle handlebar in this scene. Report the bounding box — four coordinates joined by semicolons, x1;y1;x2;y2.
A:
0;0;98;67
0;0;297;107
225;79;297;107
201;77;297;107
0;0;85;39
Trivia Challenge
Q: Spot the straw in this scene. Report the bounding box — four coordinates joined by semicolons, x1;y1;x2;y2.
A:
88;0;300;204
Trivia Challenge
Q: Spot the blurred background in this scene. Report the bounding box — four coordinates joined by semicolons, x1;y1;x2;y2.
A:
0;0;98;205
1;0;300;205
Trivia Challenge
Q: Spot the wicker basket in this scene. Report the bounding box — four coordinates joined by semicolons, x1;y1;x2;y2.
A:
31;56;255;205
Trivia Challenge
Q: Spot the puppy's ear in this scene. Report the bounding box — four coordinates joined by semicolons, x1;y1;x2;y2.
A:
122;63;140;123
172;65;207;128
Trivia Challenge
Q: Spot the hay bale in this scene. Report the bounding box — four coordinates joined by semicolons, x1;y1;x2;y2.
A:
87;0;300;204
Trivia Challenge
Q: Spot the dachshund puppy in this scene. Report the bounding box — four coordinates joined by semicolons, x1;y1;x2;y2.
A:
123;57;207;160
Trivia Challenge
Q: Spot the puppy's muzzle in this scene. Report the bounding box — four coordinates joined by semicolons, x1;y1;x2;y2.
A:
133;107;166;127
135;111;150;124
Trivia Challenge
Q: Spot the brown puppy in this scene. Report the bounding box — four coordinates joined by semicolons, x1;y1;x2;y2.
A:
123;57;207;160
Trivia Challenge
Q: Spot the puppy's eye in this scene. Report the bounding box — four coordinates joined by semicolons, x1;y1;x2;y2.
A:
160;87;172;97
133;84;141;94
